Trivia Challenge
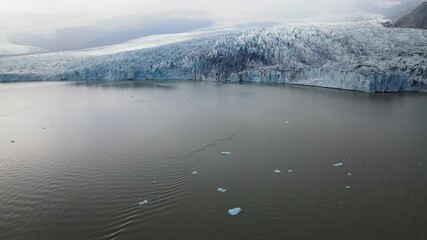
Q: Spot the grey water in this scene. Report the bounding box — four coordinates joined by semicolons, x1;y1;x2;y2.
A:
0;81;426;240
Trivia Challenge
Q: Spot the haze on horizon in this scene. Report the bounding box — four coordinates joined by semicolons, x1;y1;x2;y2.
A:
0;0;423;53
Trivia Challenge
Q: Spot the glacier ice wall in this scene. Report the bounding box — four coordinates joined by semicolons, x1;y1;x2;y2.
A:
0;20;426;92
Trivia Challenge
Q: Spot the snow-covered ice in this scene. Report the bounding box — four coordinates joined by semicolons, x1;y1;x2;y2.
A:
1;17;426;92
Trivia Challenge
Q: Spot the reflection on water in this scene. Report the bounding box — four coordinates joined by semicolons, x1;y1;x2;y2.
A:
73;80;176;90
0;81;426;240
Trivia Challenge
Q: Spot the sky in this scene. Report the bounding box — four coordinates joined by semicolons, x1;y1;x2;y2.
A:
0;0;422;53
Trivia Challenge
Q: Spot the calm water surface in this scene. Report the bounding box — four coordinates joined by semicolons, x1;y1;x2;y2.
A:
0;81;426;240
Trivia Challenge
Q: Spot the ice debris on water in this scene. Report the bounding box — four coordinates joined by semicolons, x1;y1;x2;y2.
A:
333;163;344;167
138;200;148;206
285;121;291;124
288;169;293;173
220;152;231;155
347;173;352;176
192;171;198;175
345;186;351;189
274;169;282;173
228;207;242;216
217;188;227;193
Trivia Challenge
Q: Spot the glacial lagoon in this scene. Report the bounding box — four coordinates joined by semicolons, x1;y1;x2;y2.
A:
1;81;426;240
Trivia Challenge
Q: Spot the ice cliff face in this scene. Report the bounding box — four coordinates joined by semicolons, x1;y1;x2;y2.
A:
0;20;426;92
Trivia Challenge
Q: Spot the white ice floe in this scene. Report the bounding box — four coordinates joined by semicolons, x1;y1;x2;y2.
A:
228;207;242;216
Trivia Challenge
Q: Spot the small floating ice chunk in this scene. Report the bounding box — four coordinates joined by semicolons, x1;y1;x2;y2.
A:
228;207;242;216
285;120;291;124
220;152;231;155
345;186;351;189
153;181;157;183
274;169;282;173
288;169;293;173
333;163;344;167
138;200;148;206
347;173;352;176
217;188;227;193
192;171;198;175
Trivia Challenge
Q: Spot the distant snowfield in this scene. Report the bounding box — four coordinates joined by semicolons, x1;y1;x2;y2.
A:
0;43;47;56
0;17;426;92
75;31;208;56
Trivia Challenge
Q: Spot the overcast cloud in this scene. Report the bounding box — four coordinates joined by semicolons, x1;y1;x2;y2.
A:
0;0;423;52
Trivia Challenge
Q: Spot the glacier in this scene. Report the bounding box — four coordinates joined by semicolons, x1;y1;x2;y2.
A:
0;19;426;92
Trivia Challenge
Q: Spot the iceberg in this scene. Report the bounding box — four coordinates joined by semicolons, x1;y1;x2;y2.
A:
228;207;242;216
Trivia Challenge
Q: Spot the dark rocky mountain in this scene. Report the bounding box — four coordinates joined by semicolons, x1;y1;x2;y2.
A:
366;0;425;20
393;2;427;29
